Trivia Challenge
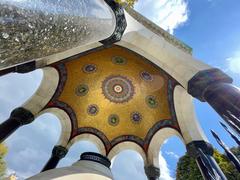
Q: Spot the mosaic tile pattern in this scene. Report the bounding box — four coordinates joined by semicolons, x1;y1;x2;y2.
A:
102;75;135;103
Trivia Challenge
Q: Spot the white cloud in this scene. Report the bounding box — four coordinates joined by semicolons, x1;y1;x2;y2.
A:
163;139;169;145
227;51;240;74
111;150;146;180
165;151;180;159
135;0;188;34
159;151;174;180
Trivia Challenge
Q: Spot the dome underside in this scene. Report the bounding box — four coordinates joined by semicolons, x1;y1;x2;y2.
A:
46;45;181;153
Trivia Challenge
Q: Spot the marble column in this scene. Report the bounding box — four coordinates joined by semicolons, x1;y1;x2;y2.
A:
144;165;160;180
187;141;227;180
188;69;240;132
41;145;68;172
0;107;34;143
203;83;240;127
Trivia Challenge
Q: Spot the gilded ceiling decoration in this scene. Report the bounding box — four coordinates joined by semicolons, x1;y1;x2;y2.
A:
47;45;181;153
108;114;120;126
87;104;99;116
102;75;135;103
82;64;97;74
75;84;89;97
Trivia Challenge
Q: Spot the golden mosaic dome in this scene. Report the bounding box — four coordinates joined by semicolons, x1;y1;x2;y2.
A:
47;45;180;153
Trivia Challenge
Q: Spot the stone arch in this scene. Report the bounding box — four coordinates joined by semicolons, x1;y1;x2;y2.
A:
67;133;106;156
174;85;208;144
117;8;211;89
23;67;59;115
36;107;72;147
107;141;147;164
147;127;183;167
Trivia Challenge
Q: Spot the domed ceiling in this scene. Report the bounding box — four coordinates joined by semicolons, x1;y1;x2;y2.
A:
46;45;181;153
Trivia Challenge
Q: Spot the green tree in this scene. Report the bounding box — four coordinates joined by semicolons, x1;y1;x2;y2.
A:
230;146;240;159
176;148;240;180
0;144;8;178
115;0;138;7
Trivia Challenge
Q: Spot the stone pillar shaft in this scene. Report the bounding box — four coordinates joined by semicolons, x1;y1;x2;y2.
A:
42;156;62;172
0;118;21;142
188;69;240;134
204;83;240;128
0;107;34;143
41;146;68;172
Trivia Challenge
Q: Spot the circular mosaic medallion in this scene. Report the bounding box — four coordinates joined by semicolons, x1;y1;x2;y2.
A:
146;95;158;108
87;104;99;116
112;56;127;65
108;114;119;126
140;71;153;81
102;75;134;103
83;64;97;73
75;84;89;96
131;112;142;124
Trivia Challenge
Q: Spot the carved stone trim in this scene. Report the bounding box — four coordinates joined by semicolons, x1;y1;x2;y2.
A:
80;152;111;168
100;0;127;46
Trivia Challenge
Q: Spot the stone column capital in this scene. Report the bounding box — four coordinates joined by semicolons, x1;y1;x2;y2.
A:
10;107;34;125
41;145;68;172
144;165;160;180
186;141;214;158
52;145;68;159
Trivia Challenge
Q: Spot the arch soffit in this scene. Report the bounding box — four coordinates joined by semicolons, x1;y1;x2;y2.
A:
67;133;107;156
147;127;183;166
36;107;72;147
107;141;147;164
23;67;59;115
173;85;207;144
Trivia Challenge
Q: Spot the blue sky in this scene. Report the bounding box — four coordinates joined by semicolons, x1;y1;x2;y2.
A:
0;0;240;179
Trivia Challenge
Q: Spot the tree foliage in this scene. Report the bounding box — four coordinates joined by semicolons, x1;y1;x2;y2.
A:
0;144;8;178
176;148;240;180
115;0;138;7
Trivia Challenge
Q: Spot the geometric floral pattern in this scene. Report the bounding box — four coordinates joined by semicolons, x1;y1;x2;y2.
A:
50;46;181;154
146;95;158;108
131;112;142;124
82;64;97;73
112;56;127;65
87;104;99;116
108;114;120;126
75;84;89;96
140;71;153;81
102;75;135;103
